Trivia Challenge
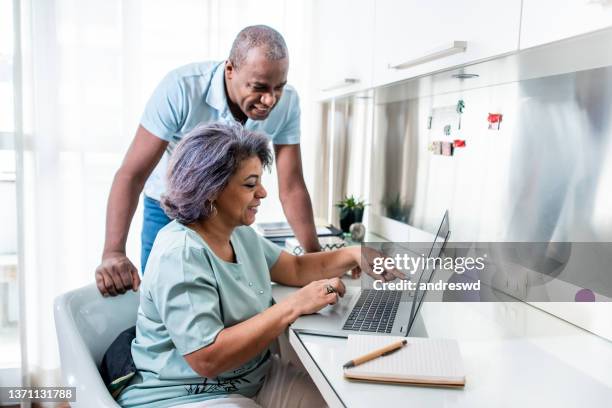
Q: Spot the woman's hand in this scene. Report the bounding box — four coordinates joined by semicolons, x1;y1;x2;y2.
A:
348;246;406;282
284;278;346;316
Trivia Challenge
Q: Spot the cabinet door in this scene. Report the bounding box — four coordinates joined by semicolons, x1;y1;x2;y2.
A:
372;0;521;87
520;0;612;49
313;0;375;99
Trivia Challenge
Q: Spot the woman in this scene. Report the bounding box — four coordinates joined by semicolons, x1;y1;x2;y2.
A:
117;122;395;408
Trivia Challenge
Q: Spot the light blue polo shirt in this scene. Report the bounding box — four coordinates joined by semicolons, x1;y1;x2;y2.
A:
141;61;301;201
117;220;283;408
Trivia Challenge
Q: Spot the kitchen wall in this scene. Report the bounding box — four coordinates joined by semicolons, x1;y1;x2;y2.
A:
311;21;612;340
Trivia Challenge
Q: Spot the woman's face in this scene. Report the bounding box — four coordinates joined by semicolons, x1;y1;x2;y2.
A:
214;156;267;227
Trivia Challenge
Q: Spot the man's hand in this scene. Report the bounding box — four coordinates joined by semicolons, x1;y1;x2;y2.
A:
96;125;167;296
95;252;140;297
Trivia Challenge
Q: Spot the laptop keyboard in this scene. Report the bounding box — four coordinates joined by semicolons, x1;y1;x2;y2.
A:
342;289;401;333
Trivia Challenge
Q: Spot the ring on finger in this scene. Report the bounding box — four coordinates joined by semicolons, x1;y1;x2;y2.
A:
325;283;336;294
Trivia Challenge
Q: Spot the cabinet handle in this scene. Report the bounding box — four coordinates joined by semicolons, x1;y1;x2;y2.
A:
388;41;468;70
321;78;360;92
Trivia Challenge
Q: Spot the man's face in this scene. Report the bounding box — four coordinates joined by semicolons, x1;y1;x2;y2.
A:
225;47;288;121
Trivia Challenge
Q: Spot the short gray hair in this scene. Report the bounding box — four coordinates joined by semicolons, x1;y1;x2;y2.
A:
229;25;288;70
161;122;273;224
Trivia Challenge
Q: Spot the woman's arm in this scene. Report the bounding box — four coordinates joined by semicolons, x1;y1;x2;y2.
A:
271;246;406;286
183;278;345;378
270;247;360;287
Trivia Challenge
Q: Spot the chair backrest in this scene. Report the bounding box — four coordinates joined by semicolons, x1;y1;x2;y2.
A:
54;284;140;407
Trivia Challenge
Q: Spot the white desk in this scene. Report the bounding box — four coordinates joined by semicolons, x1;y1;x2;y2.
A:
272;282;612;408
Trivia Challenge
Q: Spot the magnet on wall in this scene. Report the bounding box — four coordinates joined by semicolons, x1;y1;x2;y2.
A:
429;141;442;155
487;113;503;130
441;141;454;156
456;100;465;114
453;139;466;148
456;100;465;130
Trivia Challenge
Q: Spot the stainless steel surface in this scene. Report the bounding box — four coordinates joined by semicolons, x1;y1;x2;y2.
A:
370;30;612;243
369;30;612;339
315;92;373;227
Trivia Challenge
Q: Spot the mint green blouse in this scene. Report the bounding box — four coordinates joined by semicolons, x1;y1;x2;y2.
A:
117;220;282;408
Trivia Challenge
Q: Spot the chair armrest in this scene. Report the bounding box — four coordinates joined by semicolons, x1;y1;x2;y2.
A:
54;286;121;408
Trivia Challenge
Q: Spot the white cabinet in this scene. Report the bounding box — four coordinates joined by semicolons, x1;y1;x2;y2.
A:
372;0;521;87
313;0;375;99
520;0;612;49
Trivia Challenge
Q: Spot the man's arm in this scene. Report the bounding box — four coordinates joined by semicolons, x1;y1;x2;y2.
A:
274;144;320;252
95;125;168;296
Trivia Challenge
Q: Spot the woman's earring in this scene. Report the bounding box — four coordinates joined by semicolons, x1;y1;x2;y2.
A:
209;200;218;217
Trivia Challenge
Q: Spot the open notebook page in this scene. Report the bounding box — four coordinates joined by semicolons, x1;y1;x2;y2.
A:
344;335;466;386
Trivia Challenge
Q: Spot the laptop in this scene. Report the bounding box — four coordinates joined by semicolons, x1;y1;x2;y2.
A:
282;211;450;338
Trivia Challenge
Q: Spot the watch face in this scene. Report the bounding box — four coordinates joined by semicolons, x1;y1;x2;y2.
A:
350;223;365;241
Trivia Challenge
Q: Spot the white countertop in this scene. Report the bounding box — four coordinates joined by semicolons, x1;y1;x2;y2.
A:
274;283;612;408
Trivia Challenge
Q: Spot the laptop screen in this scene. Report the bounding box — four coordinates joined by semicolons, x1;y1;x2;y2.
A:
406;210;450;334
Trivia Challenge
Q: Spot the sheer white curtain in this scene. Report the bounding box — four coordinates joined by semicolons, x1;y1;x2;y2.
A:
17;0;315;387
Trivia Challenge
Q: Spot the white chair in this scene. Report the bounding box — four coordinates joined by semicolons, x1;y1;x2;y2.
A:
54;283;139;407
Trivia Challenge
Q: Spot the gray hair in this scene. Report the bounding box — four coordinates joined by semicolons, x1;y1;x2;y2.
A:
229;25;288;70
161;122;273;224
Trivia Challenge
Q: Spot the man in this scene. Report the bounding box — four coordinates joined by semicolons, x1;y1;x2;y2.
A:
95;25;320;297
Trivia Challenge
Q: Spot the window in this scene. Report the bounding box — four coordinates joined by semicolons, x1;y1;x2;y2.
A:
0;0;21;383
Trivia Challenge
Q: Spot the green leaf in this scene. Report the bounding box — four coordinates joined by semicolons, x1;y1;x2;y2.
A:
335;194;368;210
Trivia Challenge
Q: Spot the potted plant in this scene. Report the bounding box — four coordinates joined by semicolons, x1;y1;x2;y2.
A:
335;195;367;233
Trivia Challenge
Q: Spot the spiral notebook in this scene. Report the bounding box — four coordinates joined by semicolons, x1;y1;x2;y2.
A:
343;335;466;387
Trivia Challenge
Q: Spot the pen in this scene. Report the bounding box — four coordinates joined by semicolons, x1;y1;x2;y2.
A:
343;339;408;369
